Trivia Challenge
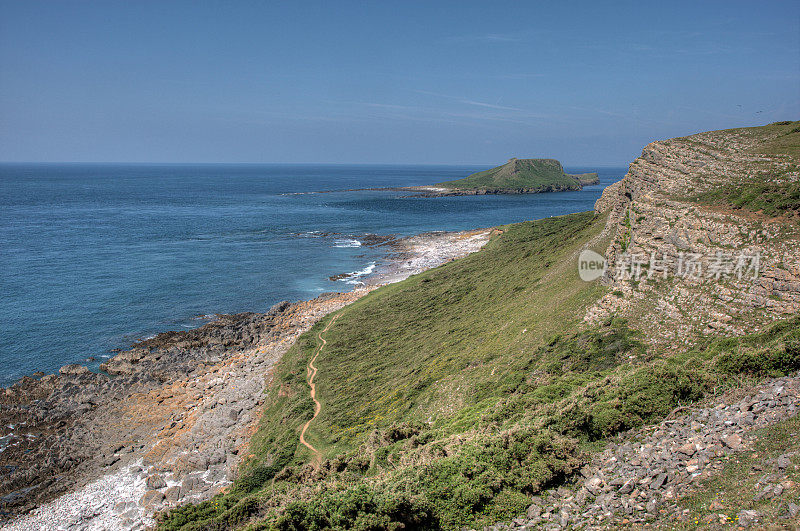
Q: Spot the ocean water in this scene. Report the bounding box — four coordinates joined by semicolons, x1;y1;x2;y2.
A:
0;163;623;386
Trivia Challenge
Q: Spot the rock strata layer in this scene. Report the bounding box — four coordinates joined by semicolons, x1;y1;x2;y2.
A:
588;126;800;348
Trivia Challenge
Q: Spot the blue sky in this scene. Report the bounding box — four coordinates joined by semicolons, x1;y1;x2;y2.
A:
1;1;798;165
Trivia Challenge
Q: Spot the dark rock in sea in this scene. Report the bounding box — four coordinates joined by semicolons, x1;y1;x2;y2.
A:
358;233;398;247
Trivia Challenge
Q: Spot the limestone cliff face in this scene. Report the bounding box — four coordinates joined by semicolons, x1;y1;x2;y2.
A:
588;126;800;348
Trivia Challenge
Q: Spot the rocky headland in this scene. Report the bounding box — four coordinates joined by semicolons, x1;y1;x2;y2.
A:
421;158;599;197
307;158;599;198
586;122;800;348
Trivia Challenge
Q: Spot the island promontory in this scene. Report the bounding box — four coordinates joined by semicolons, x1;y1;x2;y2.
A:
405;157;599;196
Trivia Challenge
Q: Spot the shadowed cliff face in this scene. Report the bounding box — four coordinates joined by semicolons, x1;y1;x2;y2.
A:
590;121;800;350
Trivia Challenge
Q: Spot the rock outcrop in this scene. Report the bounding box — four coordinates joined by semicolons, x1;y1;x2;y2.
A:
587;125;800;349
0;294;363;522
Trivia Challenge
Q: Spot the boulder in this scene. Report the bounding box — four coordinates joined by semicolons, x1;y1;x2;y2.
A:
164;486;181;503
59;364;90;376
140;489;165;508
585;477;603;495
722;434;743;450
145;474;166;490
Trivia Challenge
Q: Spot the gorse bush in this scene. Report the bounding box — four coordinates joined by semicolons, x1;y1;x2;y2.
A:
539;318;645;374
558;361;712;440
712;317;800;376
158;491;259;531
403;428;581;529
273;484;438;531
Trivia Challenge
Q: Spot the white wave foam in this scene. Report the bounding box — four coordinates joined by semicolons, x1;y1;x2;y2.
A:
334;238;362;248
339;262;376;285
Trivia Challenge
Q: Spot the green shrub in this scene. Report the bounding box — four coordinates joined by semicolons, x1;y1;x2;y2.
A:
715;342;800;377
159;491;254;530
273;484;438;531
556;360;711;441
405;428;580;529
692;179;800;218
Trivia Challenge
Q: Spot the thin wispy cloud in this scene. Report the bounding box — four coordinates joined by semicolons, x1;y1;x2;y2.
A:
344;99;561;127
444;32;527;44
484;33;522;42
413;89;527;112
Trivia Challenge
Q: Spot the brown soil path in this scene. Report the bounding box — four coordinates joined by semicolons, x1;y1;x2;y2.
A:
298;313;341;464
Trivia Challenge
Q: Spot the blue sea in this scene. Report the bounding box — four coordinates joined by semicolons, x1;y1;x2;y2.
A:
0;164;623;386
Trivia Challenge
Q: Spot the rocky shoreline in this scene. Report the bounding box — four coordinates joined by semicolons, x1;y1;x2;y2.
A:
392;184;589;198
299;182;597;198
0;228;492;530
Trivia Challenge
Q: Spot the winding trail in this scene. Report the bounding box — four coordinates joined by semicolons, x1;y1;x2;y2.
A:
299;313;341;464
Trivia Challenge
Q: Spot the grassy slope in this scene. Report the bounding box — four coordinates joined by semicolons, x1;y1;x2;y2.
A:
159;208;800;530
308;213;607;452
437;158;591;191
242;211;608;476
689;120;800;220
752;120;800;158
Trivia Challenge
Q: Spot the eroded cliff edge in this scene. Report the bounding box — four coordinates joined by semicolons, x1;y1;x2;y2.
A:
588;121;800;348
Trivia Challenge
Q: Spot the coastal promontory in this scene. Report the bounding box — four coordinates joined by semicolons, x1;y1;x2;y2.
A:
405;157;599;196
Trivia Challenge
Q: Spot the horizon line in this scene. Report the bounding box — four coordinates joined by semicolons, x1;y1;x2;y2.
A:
0;160;629;168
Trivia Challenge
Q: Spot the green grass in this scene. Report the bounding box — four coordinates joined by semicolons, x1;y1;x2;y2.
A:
437;158;596;192
691;177;800;219
158;208;800;530
303;212;607;450
232;211;608;482
686;120;800;159
754;120;800;159
681;120;800;220
159;312;800;530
